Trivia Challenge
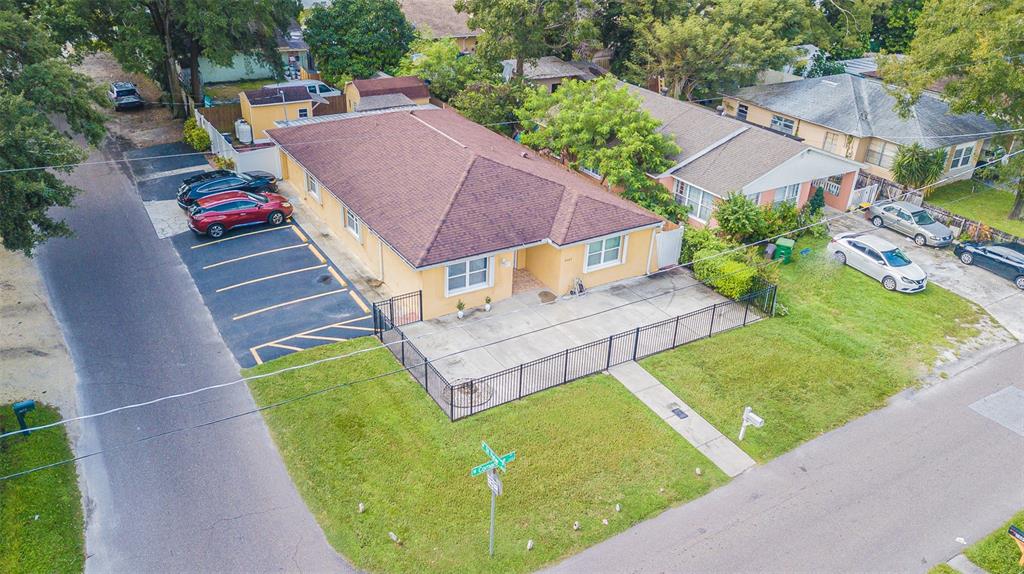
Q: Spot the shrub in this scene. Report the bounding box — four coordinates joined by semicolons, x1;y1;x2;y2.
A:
183;117;210;151
762;200;800;238
715;193;764;242
807;186;825;213
212;155;235;170
691;247;756;300
681;228;730;264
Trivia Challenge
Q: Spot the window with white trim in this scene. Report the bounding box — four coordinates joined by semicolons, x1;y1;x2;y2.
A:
585;235;623;271
305;173;320;201
770;114;795;135
773;183;801;206
736;104;748;121
949;143;975;169
865;139;898;169
674;180;716;222
446;257;489;295
344;208;361;238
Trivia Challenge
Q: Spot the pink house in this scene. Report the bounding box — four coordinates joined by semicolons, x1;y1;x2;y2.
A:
625;83;864;228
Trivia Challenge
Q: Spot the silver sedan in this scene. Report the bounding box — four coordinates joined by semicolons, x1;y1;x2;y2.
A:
866;201;953;247
829;232;928;292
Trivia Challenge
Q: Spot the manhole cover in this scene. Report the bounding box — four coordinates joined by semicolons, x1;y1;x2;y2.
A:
441;379;494;408
538;290;556;303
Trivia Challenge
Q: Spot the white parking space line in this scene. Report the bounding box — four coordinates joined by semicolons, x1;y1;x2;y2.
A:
202;243;308;270
136;164;211;182
215;264;328;293
191;225;297;249
232;288;347;321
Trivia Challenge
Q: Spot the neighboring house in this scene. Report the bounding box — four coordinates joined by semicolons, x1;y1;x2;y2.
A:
266;107;665;319
724;74;998;182
197;22;311;84
502;56;605;93
400;0;480;52
623;83;864;224
344;76;430;113
240;86;314;142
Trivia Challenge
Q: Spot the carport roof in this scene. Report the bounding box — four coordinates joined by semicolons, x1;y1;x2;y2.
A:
267;108;661;268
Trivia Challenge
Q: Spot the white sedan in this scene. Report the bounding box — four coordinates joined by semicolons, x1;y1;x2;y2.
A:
828;233;928;293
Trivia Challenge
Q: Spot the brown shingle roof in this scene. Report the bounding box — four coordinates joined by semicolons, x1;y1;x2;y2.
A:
244;86;312;106
400;0;479;38
267;109;660;267
351;76;430;100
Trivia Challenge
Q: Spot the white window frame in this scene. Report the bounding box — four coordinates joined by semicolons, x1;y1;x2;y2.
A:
737;103;748;121
773;183;801;206
865;140;898;169
673;180;717;223
444;256;492;297
770;114;795;135
584;234;626;273
949;143;975;169
579;164;601;179
305;173;321;202
344;208;361;239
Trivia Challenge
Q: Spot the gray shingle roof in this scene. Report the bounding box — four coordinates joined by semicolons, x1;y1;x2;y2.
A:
622;83;810;195
731;74;999;148
502;56;601;82
400;0;480;38
354;93;416;112
244;86;312;106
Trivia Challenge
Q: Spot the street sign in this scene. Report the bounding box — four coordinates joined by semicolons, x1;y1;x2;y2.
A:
470;441;517;557
487;470;503;496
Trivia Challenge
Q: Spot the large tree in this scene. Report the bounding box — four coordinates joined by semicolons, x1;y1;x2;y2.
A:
0;3;107;255
303;0;414;84
880;0;1023;219
396;38;499;102
516;76;687;221
632;0;816;100
450;79;529;136
454;0;597;77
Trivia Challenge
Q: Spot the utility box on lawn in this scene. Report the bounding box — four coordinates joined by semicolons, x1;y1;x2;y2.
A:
773;238;795;264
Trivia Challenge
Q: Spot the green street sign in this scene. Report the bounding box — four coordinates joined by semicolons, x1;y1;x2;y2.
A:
471;460;496;476
470;441;516;476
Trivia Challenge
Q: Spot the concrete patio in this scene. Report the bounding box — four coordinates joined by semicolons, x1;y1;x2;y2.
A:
401;267;731;383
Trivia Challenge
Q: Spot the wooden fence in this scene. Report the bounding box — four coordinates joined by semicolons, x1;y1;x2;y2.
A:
197;103;242;133
313;95;346;116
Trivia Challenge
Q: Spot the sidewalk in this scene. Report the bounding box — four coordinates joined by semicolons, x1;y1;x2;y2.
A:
608;361;755;477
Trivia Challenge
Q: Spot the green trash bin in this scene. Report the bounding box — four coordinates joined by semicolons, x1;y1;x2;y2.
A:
773;238;795;263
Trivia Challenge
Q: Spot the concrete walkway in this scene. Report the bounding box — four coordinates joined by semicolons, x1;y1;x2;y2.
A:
947;554;987;574
608;361;756;477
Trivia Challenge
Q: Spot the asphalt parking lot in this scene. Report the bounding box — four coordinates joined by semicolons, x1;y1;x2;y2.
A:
171;222;373;367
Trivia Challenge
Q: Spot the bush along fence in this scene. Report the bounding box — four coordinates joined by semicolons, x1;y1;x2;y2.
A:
373;280;778;421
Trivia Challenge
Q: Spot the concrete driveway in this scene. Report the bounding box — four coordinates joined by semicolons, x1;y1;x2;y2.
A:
829;210;1024;340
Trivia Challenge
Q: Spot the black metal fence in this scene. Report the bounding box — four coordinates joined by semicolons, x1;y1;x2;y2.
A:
372;290;422;337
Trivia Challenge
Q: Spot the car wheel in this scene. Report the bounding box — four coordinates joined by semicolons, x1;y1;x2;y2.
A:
207;224;225;239
959;251;973;265
871;216;884;228
833;251;847;265
268;211;285;226
882;276;898;291
914;234;927;246
1015;275;1024;290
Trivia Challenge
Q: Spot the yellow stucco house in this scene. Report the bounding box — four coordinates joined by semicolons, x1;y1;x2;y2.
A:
267;108;665;320
343;76;431;113
240;86;314;142
723;74;998;184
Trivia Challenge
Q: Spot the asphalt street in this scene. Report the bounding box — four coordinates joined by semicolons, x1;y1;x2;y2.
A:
33;135;350;571
546;343;1024;573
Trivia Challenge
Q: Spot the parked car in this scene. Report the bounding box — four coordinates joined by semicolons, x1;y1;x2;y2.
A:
829;233;928;292
187;191;293;238
180;169;234;187
262;79;340;98
954;241;1024;289
867;201;953;247
177;171;278;208
108;82;144;111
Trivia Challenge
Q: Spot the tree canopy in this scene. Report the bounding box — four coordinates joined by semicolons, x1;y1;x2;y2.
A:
0;2;107;255
881;0;1023;218
890;143;947;193
396;38;499;102
450;80;529;137
304;0;415;84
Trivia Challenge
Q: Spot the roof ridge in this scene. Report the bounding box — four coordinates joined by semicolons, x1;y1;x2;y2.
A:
417;154;479;264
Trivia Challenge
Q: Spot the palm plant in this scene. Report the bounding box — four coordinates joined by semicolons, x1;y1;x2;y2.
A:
891;143;948;195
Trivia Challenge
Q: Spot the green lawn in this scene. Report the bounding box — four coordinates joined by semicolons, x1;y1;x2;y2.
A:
928;564;961;574
965;509;1024;574
641;237;983;461
246;338;728;574
0;404;84;573
204;79;270;102
927;180;1024;237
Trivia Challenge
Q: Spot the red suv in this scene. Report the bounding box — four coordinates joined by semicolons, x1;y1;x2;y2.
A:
187;191;293;238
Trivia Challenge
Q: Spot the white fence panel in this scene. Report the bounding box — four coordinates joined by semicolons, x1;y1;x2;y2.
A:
656;227;683;268
235;146;282;178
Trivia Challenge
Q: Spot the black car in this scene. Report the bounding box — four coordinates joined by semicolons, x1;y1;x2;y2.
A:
177;171;278;208
108;82;144;111
954;241;1024;289
180;169;234;187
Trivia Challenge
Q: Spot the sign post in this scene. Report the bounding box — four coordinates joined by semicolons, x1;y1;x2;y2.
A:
471;441;516;557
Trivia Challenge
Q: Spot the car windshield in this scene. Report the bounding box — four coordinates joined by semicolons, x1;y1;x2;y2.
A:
115;89;137;97
882;248;912;267
239;173;254;183
912;210;935;225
